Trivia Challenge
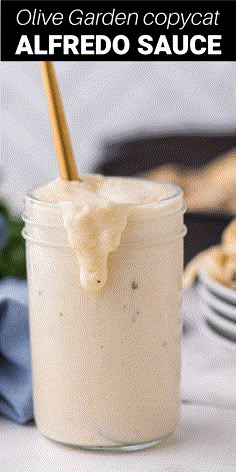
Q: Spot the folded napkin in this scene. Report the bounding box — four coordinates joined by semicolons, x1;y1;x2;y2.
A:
0;278;33;423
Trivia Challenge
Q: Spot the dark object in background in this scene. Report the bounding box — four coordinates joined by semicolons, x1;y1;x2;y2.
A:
184;212;232;263
96;133;236;176
95;133;236;263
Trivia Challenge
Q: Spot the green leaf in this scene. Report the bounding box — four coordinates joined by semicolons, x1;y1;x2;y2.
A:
9;220;24;243
9;244;26;279
0;211;26;279
0;200;10;219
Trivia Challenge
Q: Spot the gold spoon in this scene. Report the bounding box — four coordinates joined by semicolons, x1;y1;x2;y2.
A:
40;61;80;181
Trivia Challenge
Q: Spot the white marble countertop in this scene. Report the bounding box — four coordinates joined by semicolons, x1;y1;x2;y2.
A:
1;404;234;472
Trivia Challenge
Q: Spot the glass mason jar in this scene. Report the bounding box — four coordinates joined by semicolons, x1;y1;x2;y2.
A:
22;180;186;452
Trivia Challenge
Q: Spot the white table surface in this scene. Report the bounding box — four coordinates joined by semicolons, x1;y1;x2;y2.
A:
1;403;235;472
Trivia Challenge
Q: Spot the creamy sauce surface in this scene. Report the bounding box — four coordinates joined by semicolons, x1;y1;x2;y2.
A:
33;175;172;291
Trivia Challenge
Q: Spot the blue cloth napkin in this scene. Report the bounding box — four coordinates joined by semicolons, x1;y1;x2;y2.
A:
0;210;33;423
0;277;33;424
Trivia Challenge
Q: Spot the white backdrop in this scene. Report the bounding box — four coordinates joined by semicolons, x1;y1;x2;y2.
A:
1;61;236;213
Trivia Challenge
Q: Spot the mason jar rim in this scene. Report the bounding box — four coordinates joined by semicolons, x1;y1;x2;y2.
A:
24;177;183;210
22;177;186;246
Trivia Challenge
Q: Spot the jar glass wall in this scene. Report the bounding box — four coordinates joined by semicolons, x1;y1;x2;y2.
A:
22;179;186;451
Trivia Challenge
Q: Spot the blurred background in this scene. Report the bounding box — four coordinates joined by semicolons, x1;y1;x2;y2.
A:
1;61;236;278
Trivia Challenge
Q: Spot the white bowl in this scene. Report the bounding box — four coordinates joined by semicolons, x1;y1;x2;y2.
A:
201;302;236;340
198;284;236;321
199;316;236;351
198;271;236;305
